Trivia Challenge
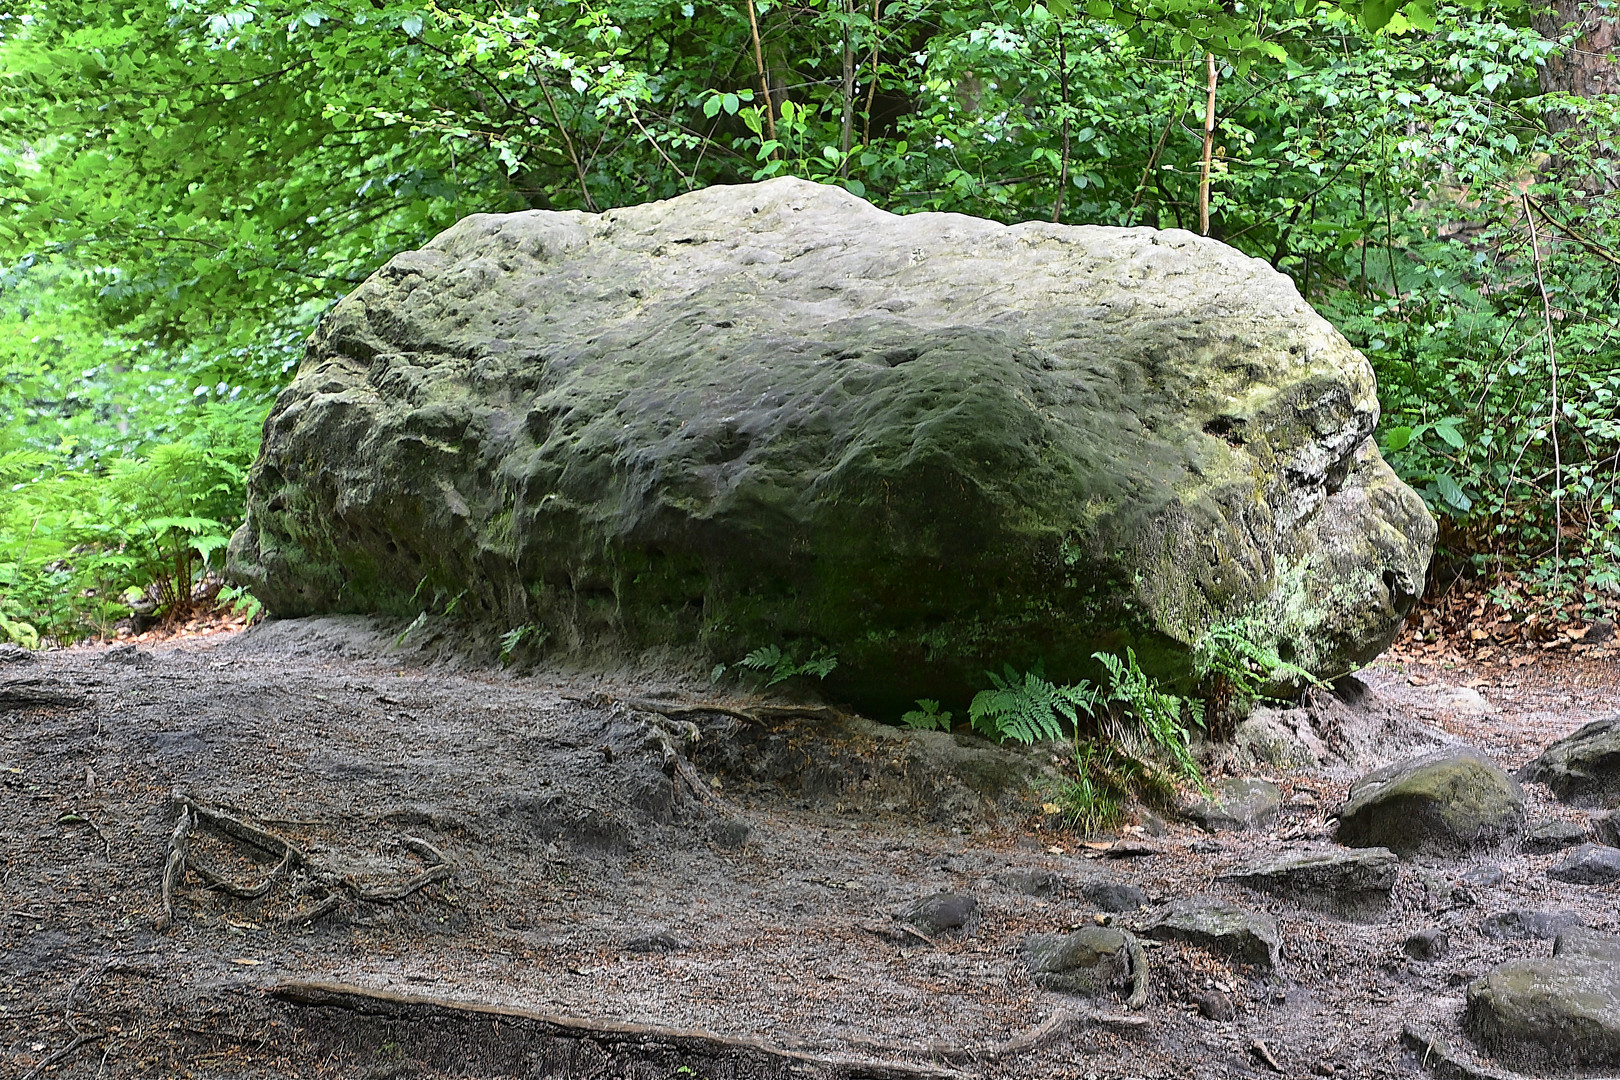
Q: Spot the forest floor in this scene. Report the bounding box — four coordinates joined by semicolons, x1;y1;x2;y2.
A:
1;615;1616;1080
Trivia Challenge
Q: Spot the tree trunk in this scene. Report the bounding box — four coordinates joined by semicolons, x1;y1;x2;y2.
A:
1534;1;1620;109
1534;1;1620;190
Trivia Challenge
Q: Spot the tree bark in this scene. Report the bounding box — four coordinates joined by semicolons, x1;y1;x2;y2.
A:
1533;1;1620;190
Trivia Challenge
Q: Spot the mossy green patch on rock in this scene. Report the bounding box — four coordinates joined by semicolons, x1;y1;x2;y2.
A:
229;178;1435;714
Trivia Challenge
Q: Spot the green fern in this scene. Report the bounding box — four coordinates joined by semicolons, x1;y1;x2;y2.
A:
1093;648;1204;784
900;698;953;732
969;662;1102;745
738;644;838;686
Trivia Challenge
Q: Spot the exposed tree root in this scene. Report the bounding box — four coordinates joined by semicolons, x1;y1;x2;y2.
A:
155;793;452;931
1122;928;1149;1010
20;1033;103;1080
271;980;966;1080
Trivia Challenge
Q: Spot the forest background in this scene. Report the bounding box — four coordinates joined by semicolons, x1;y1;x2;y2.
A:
2;0;1618;649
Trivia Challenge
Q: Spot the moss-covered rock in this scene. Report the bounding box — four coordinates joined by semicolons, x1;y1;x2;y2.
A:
1337;746;1525;857
1465;929;1620;1069
228;178;1434;713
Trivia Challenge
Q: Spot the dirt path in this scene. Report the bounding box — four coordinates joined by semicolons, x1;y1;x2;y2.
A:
1;618;1615;1080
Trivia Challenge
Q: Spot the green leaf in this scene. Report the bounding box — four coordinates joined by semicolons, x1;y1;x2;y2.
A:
1357;0;1400;31
1383;426;1414;452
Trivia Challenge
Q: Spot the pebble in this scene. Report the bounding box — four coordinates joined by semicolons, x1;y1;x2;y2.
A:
1521;818;1589;854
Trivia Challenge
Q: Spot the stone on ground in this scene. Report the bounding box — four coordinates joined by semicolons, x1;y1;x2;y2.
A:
1079;878;1148;912
1546;842;1620;885
992;869;1062;896
228;177;1435;712
1403;928;1448;961
1221;846;1398;922
898;892;978;936
1465;928;1620;1069
1021;927;1131;996
1478;910;1583;942
1336;746;1524;857
1592;808;1620;848
1518;718;1620;809
1180;778;1282;833
1144;897;1281;970
1522;818;1589;854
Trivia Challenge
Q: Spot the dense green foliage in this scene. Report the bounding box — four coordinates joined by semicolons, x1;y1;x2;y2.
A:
2;0;1615;646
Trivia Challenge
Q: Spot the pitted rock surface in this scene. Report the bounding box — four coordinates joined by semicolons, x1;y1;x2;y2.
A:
229;178;1434;710
1020;926;1131;996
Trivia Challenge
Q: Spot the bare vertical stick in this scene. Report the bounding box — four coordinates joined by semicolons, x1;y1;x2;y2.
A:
1052;25;1071;223
746;0;777;144
862;0;881;146
840;0;855;174
1525;192;1564;570
1200;52;1217;236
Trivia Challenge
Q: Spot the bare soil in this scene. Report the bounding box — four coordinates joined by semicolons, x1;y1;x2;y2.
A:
2;617;1616;1080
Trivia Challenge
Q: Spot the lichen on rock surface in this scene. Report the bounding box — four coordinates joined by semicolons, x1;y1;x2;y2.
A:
228;177;1435;713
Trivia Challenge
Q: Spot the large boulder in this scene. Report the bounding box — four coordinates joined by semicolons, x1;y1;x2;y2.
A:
229;178;1435;711
1336;746;1525;857
1519;718;1620;808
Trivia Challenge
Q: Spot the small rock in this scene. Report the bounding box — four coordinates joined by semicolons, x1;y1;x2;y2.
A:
624;930;685;953
1145;897;1280;970
1466;928;1620;1068
1189;838;1224;854
1102;840;1161;859
1546;842;1620;884
898;892;978;936
1021;926;1131;995
0;643;34;665
1337;746;1524;857
1190;988;1235;1021
1592;809;1620;848
101;643;152;668
992;869;1062;897
1221;846;1398;922
1518;717;1620;809
1403;928;1449;961
1521;818;1589;854
708;819;751;850
1079;879;1148;913
1181;778;1283;833
1138;810;1168;837
1460;864;1505;888
1588;619;1617;643
1478;910;1583;941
